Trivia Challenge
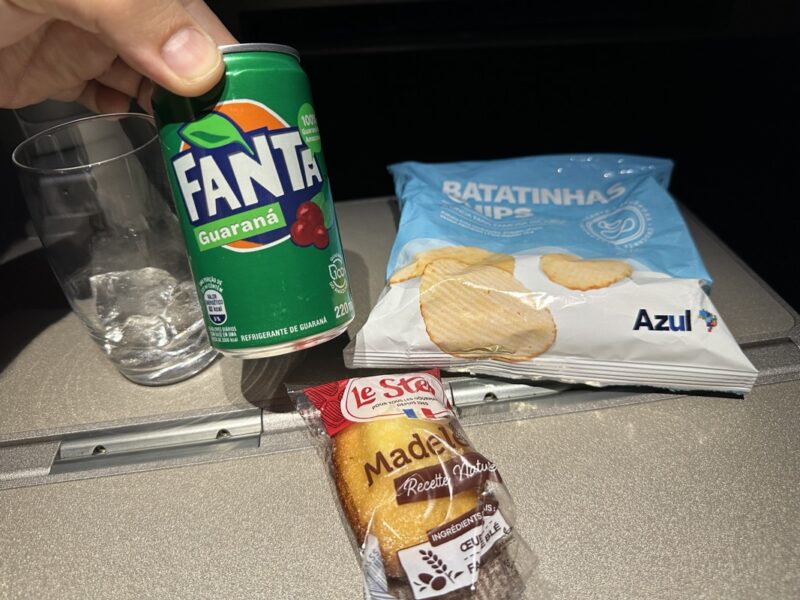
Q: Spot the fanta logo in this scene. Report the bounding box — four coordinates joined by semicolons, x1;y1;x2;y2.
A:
170;100;324;252
633;309;693;332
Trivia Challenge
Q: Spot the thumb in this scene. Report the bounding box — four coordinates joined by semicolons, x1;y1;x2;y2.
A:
22;0;235;97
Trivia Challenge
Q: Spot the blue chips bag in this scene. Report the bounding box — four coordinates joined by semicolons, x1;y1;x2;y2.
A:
346;154;756;393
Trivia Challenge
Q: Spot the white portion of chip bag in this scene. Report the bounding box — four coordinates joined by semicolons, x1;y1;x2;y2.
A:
346;255;756;393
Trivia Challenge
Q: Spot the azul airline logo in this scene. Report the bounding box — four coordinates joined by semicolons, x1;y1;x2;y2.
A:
634;309;718;333
583;202;652;248
441;180;626;220
698;309;718;332
633;309;694;332
170;100;324;252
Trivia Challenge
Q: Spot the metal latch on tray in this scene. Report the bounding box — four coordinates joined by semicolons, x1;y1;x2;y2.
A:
446;377;568;407
52;408;262;472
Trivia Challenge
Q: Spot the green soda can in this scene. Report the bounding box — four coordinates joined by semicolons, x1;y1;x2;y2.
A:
152;43;354;358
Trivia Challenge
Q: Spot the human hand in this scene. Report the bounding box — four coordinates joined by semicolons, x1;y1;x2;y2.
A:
0;0;236;113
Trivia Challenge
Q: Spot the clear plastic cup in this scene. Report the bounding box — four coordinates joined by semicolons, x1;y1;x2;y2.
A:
13;113;218;385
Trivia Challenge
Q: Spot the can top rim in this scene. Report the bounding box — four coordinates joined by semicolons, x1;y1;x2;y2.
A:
219;43;300;60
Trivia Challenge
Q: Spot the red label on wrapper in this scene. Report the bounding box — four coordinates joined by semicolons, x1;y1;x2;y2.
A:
304;369;450;436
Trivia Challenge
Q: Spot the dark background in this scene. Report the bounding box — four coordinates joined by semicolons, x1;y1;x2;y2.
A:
217;0;800;311
2;0;799;311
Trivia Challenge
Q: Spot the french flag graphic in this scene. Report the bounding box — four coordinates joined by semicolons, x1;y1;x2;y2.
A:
403;407;436;419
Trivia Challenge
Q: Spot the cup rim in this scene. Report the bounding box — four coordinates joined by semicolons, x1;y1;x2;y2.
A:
12;112;159;174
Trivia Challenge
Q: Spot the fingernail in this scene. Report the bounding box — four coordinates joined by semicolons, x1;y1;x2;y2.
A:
161;27;221;82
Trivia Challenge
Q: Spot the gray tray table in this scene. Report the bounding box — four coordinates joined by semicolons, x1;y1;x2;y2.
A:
1;198;798;599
